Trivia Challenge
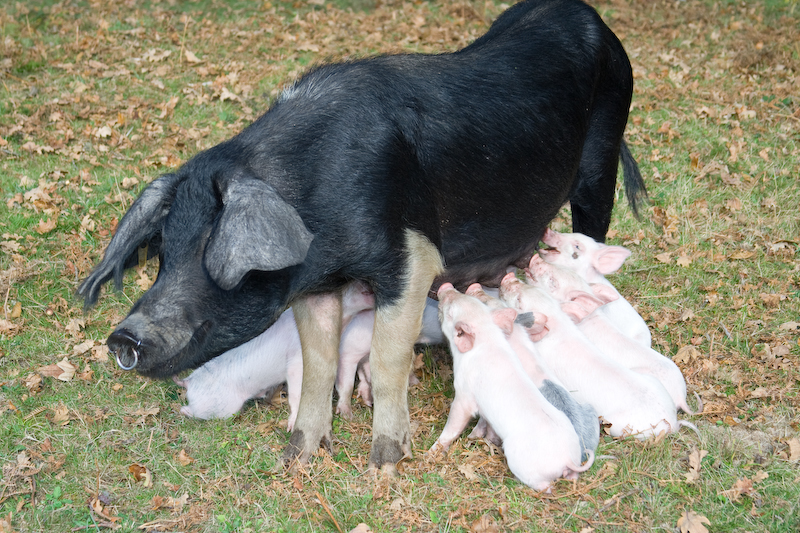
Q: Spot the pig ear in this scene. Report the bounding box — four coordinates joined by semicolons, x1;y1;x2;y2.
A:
520;313;549;341
77;172;184;308
205;179;314;290
453;322;475;353
566;291;604;317
592;245;631;275
589;283;619;304
491;307;517;336
561;301;589;324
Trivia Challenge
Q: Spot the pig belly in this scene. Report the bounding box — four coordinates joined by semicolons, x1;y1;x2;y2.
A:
502;433;584;492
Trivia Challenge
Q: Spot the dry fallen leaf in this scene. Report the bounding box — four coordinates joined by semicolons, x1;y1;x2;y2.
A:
458;462;480;481
52;404;71;425
674;346;701;364
677;510;711;533
35;217;57;234
719;473;767;502
655;252;671;264
785;438;800;462
72;340;95;356
184;50;202;63
685;447;708;483
129;463;153;487
176;449;195;466
0;319;19;335
470;514;500;533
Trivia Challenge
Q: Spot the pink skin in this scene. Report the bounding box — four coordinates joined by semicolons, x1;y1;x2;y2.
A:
499;272;682;440
333;309;425;418
524;258;700;415
539;229;651;347
176;282;375;427
431;283;593;492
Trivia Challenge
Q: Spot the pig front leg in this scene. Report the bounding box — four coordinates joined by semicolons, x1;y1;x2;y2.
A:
369;230;443;472
282;292;342;465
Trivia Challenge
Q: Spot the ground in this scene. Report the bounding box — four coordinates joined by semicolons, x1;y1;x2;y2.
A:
0;0;798;531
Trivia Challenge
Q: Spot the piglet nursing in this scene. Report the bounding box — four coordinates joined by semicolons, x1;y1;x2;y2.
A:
177;287;442;424
464;283;599;461
175;282;375;426
432;283;593;492
525;254;701;416
539;229;652;347
499;272;682;440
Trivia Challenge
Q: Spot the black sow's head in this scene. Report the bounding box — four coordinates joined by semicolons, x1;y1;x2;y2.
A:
77;170;313;378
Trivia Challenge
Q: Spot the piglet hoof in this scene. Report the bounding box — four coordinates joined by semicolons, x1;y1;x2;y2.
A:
424;441;448;461
172;375;186;388
335;404;354;420
179;405;193;417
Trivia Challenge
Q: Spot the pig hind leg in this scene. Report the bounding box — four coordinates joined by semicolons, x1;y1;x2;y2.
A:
369;230;444;471
569;60;633;242
569;122;623;243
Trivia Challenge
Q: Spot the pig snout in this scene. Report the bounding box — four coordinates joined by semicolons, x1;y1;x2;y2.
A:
540;228;561;248
499;272;521;293
108;328;144;370
436;282;457;302
106;306;214;377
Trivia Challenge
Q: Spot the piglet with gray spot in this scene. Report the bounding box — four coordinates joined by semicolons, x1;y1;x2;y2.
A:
432;283;593;492
464;283;599;460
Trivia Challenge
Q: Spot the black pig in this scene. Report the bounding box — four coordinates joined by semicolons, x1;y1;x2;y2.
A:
78;0;646;470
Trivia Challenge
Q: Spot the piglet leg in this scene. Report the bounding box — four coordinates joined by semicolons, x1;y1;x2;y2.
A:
431;393;475;453
282;292;342;466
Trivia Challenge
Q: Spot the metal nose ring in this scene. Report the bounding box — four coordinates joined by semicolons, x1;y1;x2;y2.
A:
115;340;141;371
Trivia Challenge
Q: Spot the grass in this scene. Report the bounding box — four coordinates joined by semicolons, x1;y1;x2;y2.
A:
1;0;799;531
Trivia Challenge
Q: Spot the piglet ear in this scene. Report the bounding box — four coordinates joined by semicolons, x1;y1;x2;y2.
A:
589;283;619;304
453;322;475;353
77;172;184;308
491;307;517;336
560;301;589;324
520;313;549;341
592;245;631;275
205;178;314;290
565;290;604;315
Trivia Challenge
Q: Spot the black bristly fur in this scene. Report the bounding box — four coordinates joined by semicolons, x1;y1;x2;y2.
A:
78;0;644;377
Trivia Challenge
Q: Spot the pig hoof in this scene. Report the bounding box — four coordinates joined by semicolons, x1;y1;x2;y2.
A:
179;406;193;417
282;430;310;467
369;434;411;470
368;462;399;478
336;405;354;420
281;429;333;468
